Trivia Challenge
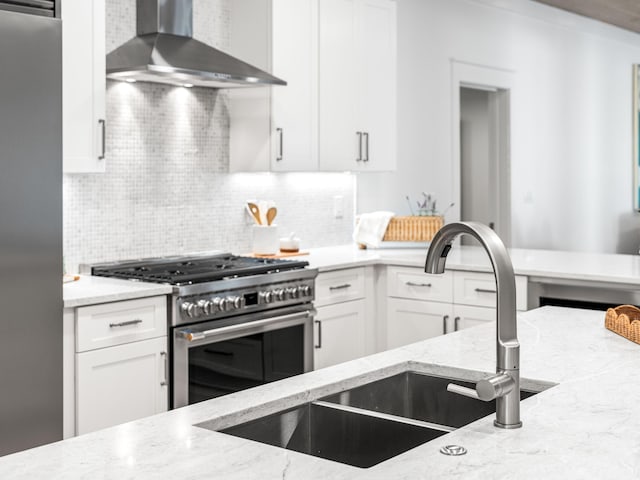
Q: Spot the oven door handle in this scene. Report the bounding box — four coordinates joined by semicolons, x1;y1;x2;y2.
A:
177;309;317;342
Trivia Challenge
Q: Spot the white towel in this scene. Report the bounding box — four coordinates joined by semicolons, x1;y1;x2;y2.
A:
353;211;395;248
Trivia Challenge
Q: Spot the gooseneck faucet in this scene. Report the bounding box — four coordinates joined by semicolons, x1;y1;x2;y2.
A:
425;222;522;429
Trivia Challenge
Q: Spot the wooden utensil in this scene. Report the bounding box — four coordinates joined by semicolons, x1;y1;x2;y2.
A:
247;202;262;225
266;207;277;226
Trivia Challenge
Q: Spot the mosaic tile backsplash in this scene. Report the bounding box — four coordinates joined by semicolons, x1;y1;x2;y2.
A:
63;0;355;272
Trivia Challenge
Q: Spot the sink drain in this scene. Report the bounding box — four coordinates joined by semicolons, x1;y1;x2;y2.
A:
440;445;467;456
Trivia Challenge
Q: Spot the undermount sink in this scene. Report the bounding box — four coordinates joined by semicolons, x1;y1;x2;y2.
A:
203;370;553;469
217;400;446;469
321;371;539;429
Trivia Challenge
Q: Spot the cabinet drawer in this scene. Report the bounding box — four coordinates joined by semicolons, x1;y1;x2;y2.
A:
76;296;167;352
453;271;527;311
386;266;453;302
314;268;365;307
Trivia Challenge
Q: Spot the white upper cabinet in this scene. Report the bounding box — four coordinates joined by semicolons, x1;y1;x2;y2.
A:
229;0;318;172
318;0;396;172
230;0;396;172
62;0;106;173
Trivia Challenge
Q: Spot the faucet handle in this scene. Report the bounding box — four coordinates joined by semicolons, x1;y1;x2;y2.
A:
447;373;516;402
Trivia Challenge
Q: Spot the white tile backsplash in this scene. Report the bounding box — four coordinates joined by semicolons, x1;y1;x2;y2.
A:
63;0;355;272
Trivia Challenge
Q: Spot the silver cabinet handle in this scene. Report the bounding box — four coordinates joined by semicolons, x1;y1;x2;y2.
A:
363;132;369;162
160;351;168;387
314;320;322;349
276;127;283;161
356;131;363;161
98;119;106;160
109;319;143;328
329;283;352;291
475;288;497;294
405;281;432;287
443;315;449;335
454;316;460;332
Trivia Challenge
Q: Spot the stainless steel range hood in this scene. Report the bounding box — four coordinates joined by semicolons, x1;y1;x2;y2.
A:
106;0;285;88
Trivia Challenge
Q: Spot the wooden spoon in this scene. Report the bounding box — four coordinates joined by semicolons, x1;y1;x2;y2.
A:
247;202;262;225
266;207;278;226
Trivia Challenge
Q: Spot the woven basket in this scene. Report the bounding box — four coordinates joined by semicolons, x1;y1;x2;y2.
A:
605;305;640;344
382;216;444;242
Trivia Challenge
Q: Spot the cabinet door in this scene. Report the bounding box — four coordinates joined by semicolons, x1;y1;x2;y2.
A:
318;0;360;171
314;299;366;369
229;0;317;172
62;0;106;173
271;0;318;171
356;0;396;171
76;337;168;435
452;304;495;332
386;298;448;349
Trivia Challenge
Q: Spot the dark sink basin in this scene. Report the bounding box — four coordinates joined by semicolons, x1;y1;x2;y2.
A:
201;369;552;469
217;401;446;468
320;370;539;428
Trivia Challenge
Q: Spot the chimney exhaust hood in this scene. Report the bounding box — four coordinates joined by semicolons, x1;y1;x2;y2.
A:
106;0;286;88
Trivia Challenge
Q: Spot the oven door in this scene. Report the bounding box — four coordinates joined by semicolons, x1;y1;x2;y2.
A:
172;305;314;409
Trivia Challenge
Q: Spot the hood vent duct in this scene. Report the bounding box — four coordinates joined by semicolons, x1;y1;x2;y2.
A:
106;0;286;88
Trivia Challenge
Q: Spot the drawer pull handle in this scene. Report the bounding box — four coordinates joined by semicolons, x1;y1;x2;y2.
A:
454;316;461;332
405;281;432;287
160;351;168;387
443;315;449;335
329;283;352;291
474;288;497;294
109;319;143;328
315;320;322;349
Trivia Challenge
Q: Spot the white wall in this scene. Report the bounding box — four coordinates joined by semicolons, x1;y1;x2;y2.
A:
358;0;640;254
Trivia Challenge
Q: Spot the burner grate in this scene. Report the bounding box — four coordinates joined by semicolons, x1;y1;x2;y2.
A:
91;254;309;285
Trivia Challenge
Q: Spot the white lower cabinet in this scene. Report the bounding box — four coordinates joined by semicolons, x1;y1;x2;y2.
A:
67;295;168;436
314;299;367;369
386;298;448;350
76;336;168;435
384;266;528;349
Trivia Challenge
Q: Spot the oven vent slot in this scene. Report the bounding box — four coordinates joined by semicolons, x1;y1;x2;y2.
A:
0;0;56;17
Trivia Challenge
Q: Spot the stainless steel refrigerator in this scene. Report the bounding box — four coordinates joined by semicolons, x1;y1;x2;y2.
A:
0;2;62;456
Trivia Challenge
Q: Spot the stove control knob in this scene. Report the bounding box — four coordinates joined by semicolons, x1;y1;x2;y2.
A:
218;297;231;311
211;297;222;312
299;285;312;297
230;296;243;309
198;300;210;315
259;291;273;304
184;302;199;318
181;302;195;318
286;287;300;299
224;296;240;311
273;289;285;301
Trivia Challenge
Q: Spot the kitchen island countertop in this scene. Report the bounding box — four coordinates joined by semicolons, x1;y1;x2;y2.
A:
2;306;639;479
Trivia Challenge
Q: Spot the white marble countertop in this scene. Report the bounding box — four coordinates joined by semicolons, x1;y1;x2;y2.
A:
63;275;172;308
3;306;639;479
63;245;640;308
305;244;640;285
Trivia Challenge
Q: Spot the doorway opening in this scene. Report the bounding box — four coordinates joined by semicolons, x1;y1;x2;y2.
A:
459;85;511;244
451;61;514;246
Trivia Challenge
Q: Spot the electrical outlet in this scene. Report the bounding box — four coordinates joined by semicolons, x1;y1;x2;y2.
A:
333;195;344;218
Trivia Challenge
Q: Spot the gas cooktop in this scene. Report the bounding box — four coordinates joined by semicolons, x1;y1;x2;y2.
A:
91;253;309;286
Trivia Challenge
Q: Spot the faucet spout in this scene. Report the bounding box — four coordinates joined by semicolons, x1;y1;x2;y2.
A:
425;222;522;429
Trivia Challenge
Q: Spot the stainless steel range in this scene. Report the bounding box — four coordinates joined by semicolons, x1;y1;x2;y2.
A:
92;253;317;408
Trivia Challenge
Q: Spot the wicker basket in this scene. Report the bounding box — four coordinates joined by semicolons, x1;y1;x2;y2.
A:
605;305;640;344
382;216;444;242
